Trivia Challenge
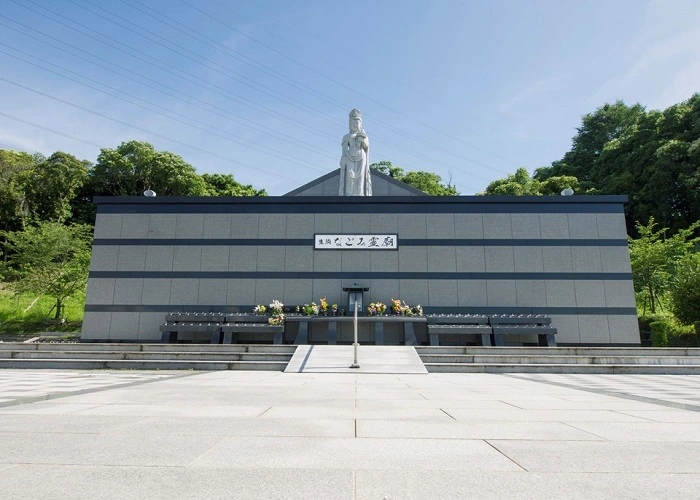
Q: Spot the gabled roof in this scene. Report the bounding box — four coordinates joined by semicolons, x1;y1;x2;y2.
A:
284;168;428;196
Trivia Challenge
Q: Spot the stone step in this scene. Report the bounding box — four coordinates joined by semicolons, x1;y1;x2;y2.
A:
0;342;297;354
424;363;700;374
0;358;288;371
1;351;292;362
416;346;700;357
419;354;700;365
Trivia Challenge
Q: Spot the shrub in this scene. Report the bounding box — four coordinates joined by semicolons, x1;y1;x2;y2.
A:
649;321;669;347
669;255;700;325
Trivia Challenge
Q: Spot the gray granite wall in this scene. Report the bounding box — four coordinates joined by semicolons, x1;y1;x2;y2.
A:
82;196;639;345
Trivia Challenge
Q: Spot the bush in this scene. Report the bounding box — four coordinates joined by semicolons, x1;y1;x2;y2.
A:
649;321;669;347
644;317;697;347
669;255;700;325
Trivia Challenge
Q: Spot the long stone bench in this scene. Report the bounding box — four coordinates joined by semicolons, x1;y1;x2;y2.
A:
426;314;492;346
160;313;283;344
221;314;284;345
488;314;557;347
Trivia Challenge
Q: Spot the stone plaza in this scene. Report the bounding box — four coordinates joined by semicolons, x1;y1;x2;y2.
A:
1;368;700;499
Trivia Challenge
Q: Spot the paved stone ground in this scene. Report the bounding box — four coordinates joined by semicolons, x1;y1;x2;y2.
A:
0;370;181;407
1;370;699;499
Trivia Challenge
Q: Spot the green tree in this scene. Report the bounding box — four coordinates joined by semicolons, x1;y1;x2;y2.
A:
669;253;700;325
201;173;267;196
539;101;647;183
2;222;93;320
481;167;590;196
22;152;90;223
89;140;208;197
628;218;700;313
0;149;44;233
370;161;458;195
536;94;700;236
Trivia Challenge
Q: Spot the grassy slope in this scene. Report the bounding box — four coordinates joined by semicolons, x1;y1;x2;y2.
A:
0;287;84;335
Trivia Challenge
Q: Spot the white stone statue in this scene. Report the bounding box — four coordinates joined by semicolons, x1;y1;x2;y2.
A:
339;108;372;196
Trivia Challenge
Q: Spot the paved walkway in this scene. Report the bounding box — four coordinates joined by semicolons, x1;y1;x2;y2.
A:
1;370;699;499
285;345;428;374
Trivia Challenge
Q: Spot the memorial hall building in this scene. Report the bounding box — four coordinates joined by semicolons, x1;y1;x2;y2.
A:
81;168;640;346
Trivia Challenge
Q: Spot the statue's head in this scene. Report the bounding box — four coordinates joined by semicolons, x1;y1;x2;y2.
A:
349;108;362;132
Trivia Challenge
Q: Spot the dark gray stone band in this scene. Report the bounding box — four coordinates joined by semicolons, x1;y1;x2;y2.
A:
88;271;633;280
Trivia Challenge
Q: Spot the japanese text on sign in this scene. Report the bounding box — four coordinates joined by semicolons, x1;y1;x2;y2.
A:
314;234;398;250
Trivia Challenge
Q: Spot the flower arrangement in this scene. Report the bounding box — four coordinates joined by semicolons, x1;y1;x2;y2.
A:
253;304;267;315
319;297;329;315
390;298;405;315
269;299;284;315
302;302;319;316
390;299;423;316
331;304;338;316
366;301;387;316
268;314;285;325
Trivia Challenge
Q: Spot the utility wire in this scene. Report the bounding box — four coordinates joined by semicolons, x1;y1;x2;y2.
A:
177;0;521;167
0;78;301;183
244;0;453;111
47;0;510;177
47;0;346;130
116;0;512;175
0;17;485;190
0;45;332;173
0;7;489;190
0;19;337;161
4;2;341;143
0;111;104;149
0;9;493;183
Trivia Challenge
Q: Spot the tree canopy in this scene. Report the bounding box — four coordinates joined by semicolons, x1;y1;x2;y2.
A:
201;173;267;197
89;140;208;197
537;94;700;235
480;167;590;196
370;161;458;196
482;94;700;237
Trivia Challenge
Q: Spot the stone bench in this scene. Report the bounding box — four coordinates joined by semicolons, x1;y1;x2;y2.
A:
426;314;492;346
221;322;284;345
488;314;557;347
160;313;282;344
159;322;222;343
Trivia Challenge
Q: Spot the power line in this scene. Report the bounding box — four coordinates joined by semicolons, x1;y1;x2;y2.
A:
0;7;492;192
0;78;301;184
244;0;453;111
0;18;338;162
0;111;104;149
49;0;346;130
0;45;332;174
39;0;512;177
5;2;341;143
115;0;513;175
1;6;497;183
177;0;521;167
0;16;488;189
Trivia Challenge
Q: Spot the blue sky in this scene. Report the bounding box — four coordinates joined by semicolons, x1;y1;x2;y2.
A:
1;0;698;195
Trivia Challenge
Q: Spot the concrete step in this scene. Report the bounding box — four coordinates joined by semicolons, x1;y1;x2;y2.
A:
2;351;292;362
0;342;297;353
419;354;700;365
416;346;700;356
0;358;288;371
424;363;700;374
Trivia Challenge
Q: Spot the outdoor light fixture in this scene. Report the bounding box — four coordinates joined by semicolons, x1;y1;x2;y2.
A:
144;189;157;197
561;188;574;196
